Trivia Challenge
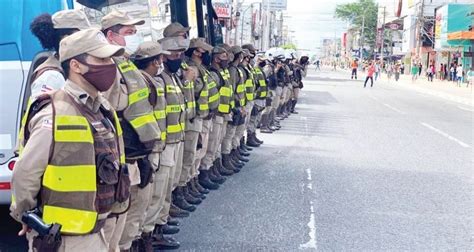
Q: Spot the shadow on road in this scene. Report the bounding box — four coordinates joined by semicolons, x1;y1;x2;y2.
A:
0;206;28;252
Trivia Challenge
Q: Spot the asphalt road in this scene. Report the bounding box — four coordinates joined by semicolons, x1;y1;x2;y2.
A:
0;67;472;251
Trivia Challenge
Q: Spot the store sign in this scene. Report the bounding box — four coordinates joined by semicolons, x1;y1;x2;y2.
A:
213;1;231;18
388;23;400;30
263;0;287;11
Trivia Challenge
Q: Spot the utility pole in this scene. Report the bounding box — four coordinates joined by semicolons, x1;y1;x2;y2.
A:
415;0;424;63
380;6;386;63
360;15;365;59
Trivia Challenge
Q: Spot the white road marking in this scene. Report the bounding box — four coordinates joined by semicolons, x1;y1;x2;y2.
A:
300;168;317;250
383;103;405;114
421;122;471;148
457;106;474;112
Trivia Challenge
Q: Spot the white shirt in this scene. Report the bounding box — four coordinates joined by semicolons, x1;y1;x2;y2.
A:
456;66;463;75
30;70;65;99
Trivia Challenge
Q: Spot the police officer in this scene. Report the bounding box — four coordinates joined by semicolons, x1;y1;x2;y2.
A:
258;55;278;133
29;10;91;99
115;41;171;252
200;46;235;188
184;38;226;199
242;44;267;143
101;10;162;251
11;28;127;252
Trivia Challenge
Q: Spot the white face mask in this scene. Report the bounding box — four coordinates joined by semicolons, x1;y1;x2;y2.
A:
124;34;143;54
156;62;164;76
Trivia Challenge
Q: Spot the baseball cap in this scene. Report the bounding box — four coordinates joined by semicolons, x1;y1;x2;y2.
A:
132;41;171;60
59;28;125;62
229;46;243;56
163;22;191;37
242;49;251;57
52;9;91;30
242;44;256;53
101;10;145;30
158;36;190;51
211;46;227;55
189;38;213;52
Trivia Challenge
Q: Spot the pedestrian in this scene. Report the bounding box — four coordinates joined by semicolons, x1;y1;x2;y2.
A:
467;67;473;88
387;63;393;80
439;63;444;80
400;62;405;74
11;28;127;251
374;60;380;81
394;63;400;82
351;59;358;79
456;64;464;87
363;62;375;88
427;64;434;82
316;59;321;70
450;63;456;82
411;62;418;82
418;62;422;76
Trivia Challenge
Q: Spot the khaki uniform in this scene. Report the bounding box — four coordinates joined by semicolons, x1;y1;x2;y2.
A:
12;81;129;252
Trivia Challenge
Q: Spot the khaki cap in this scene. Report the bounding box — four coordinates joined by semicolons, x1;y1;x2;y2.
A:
132;41;171;60
52;10;91;30
211;46;227;55
242;44;256;53
158;36;190;51
229;46;243;55
189;38;213;52
242;49;251;57
163;22;191;37
59;28;125;62
101;10;145;30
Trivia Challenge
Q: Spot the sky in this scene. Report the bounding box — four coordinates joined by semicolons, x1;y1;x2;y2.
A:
283;0;355;55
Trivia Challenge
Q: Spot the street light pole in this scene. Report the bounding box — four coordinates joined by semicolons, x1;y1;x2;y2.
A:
380;6;386;63
240;4;252;45
360;15;365;59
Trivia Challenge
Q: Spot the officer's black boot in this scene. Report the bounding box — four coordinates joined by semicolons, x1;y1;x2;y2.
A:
291;99;298;114
188;180;205;200
151;225;180;250
238;146;250;156
210;164;226;184
130;237;143;252
252;132;264;144
172;188;196;212
198;170;220;190
169;204;190;218
223;153;241;172
194;174;210;194
260;114;273;133
246;132;261;147
283;103;290;118
161;224;180;235
216;158;234;176
141;232;154;252
167;217;180;226
235;147;250;162
182;185;202;205
240;137;253;151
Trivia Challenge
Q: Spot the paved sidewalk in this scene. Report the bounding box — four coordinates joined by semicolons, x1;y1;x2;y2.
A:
327;66;473;107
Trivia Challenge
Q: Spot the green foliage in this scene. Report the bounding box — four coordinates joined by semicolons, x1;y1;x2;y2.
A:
281;43;297;50
335;0;378;48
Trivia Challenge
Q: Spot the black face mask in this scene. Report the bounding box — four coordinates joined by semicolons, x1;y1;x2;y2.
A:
202;52;211;66
165;58;182;73
258;61;266;68
219;59;229;69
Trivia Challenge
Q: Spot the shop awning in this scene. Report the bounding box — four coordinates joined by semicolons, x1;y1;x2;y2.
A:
448;31;474;41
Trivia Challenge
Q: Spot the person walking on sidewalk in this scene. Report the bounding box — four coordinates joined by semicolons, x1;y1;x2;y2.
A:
467;68;473;88
456;64;464;87
363;62;375;88
450;63;456;82
394;63;401;82
351;59;358;79
374;60;381;81
411;62;419;82
427;64;435;82
418;62;423;76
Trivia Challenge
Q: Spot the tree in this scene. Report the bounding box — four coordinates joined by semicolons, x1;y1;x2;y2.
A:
335;0;378;51
281;43;297;50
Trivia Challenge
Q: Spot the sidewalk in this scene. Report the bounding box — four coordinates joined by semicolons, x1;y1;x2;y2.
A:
332;66;473;107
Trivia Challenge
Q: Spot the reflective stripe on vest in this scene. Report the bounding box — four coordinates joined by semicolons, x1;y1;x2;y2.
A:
161;72;186;143
115;57;160;144
217;69;233;114
253;67;268;99
235;68;246;106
